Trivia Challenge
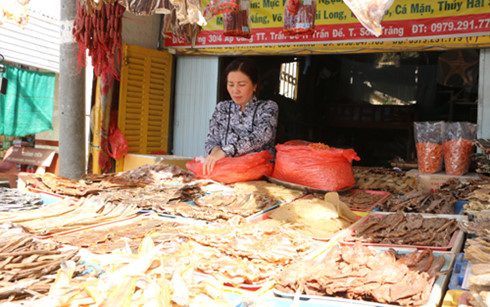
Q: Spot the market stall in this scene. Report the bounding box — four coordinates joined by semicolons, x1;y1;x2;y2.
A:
1;136;489;306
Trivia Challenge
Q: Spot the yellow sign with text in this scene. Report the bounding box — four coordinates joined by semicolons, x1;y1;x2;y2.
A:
164;0;490;54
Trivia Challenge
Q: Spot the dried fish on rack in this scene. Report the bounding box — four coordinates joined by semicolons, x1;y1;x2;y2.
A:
0;188;43;212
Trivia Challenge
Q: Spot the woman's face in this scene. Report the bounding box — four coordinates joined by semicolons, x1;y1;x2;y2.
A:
227;70;257;110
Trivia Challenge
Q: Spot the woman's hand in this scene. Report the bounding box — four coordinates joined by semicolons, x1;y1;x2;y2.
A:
203;146;226;175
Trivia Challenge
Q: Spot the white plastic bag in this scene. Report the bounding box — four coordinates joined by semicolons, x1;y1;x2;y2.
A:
342;0;394;36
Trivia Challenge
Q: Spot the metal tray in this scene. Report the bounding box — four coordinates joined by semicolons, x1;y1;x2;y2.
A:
265;176;354;194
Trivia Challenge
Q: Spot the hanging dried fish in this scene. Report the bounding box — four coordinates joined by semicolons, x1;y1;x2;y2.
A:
118;0;171;15
342;0;394;36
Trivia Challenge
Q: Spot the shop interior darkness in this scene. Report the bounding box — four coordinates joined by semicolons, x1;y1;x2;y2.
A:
219;50;479;167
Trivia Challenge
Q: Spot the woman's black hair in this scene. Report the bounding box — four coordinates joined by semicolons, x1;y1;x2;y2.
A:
224;58;259;85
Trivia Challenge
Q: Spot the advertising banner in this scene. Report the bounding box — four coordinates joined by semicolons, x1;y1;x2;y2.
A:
164;0;490;54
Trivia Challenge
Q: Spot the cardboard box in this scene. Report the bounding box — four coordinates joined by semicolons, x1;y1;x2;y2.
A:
407;169;479;193
123;154;192;172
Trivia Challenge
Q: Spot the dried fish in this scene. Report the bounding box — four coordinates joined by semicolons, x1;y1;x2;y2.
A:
0;188;43;212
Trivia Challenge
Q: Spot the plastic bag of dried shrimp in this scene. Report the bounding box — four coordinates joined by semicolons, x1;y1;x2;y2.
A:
205;0;239;17
283;0;316;36
223;0;251;39
443;121;477;176
414;121;444;174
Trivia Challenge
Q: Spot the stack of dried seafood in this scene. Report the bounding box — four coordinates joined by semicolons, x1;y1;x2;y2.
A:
0;223;82;303
381;190;456;214
339;190;389;211
276;243;445;306
24;237;235;306
464;183;490;216
350;211;458;247
232;180;305;203
474;138;490;179
158;191;277;222
353;166;418;195
0;188;43;212
459;211;490;307
0;196;139;236
28;162;194;198
51;214;187;254
267;192;358;238
439;177;488;200
178;217;318;286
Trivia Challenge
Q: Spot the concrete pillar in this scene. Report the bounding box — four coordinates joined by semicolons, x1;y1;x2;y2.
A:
59;0;86;179
478;49;490;139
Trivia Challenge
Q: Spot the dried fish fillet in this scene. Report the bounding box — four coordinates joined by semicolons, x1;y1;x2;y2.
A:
343;0;394;36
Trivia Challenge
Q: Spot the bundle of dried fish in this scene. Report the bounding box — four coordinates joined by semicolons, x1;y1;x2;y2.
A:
0;188;43;212
267;192;357;238
459;211;490;241
52;214;187;254
162;0;206;46
79;0;118;14
0;231;82;303
339;190;389;211
91;181;204;211
23;237;235;306
439;177;488;200
114;162;195;186
474;139;490;160
153;191;277;222
382;189;456;214
118;0;170;15
0;196;139;236
178;217;318;286
232;180;305;202
353;166;418;194
342;0;394;36
465;184;490;215
276;243;445;306
351;211;458;247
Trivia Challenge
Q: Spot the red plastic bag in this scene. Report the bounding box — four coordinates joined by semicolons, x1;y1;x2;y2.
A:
186;150;273;184
107;127;129;160
414;121;444;174
272;142;360;191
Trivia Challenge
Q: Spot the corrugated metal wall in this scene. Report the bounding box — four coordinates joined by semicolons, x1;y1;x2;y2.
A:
173;56;219;157
0;11;60;73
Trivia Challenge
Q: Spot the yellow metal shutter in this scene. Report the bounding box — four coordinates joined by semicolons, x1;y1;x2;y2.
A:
118;44;173;156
